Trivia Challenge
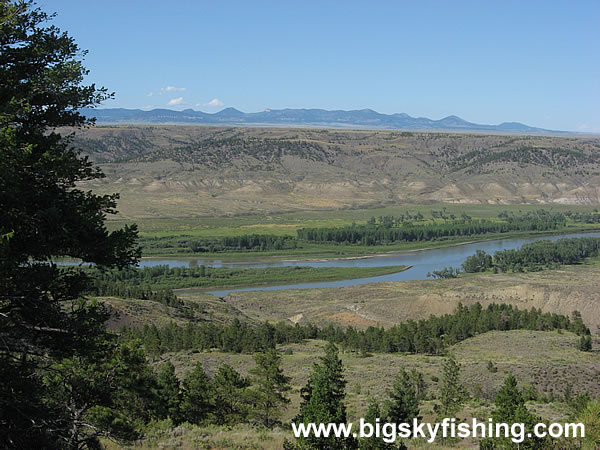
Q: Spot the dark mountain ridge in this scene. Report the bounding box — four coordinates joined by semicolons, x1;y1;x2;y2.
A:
80;107;561;133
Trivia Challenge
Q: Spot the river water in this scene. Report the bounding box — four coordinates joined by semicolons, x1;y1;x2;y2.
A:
141;231;600;297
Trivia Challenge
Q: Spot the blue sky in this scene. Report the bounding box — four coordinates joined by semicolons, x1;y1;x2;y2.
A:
41;0;599;131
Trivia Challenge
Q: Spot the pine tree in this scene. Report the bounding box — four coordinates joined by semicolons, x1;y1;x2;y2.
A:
578;335;592;352
408;368;427;402
481;374;547;449
576;400;600;450
155;361;182;423
359;397;397;450
42;339;156;448
249;348;291;427
290;341;357;449
434;356;468;418
385;368;420;424
212;364;250;425
0;1;139;446
181;363;214;425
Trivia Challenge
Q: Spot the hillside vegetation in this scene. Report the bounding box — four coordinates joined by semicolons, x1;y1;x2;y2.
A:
71;126;600;218
182;263;600;330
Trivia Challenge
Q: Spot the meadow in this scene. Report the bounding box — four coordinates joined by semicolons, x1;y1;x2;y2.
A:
88;264;409;294
105;204;600;259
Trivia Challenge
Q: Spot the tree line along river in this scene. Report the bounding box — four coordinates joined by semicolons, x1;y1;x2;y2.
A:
134;231;600;297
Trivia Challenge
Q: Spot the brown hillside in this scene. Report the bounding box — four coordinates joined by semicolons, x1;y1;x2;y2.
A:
71;126;600;217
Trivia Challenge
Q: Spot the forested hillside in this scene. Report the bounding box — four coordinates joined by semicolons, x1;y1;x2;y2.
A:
71;126;600;218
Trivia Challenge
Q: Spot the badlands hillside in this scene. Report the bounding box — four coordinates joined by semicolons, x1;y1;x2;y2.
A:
72;126;600;218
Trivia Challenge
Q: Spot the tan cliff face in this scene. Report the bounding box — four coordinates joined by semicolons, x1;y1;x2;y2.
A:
212;265;600;330
72;126;600;218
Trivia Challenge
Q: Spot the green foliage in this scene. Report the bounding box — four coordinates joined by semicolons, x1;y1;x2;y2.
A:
434;356;468;418
121;319;311;356
462;237;600;273
85;264;406;294
571;311;589;336
384;368;420;424
462;249;493;273
155;362;182;423
123;303;577;357
481;374;548;449
408;368;428;402
578;335;593;352
297;210;566;246
359;398;397;450
564;210;600;224
142;361;255;429
180;363;213;425
355;371;424;448
0;1;139;446
212;364;251;425
41;339;161;448
291;341;357;449
567;393;591;417
189;234;298;252
576;400;600;449
248;348;291;428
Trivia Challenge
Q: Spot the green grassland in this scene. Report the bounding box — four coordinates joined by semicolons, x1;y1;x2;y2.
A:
136;227;600;260
108;202;600;237
171;265;409;291
104;203;600;259
94;265;409;293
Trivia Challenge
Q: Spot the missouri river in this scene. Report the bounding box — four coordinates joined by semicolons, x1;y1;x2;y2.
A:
135;231;600;297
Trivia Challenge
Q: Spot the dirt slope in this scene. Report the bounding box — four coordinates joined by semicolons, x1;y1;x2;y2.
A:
71;126;600;217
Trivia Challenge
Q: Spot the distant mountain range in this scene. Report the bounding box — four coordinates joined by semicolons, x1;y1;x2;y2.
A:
79;107;559;133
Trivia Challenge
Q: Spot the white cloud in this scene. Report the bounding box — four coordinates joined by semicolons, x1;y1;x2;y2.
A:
204;98;224;107
167;97;184;106
162;86;186;92
147;86;186;97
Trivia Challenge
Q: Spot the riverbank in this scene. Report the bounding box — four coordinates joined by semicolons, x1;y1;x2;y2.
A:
138;225;600;263
178;231;600;297
89;265;411;296
179;263;600;329
172;265;410;295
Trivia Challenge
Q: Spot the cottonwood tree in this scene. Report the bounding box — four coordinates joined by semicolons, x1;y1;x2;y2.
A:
0;0;139;447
